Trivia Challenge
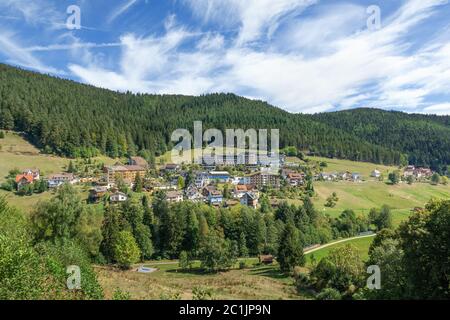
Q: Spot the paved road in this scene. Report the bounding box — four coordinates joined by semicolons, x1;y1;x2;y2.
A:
304;234;376;254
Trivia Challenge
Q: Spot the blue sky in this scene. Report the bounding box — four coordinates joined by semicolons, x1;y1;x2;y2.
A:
0;0;449;115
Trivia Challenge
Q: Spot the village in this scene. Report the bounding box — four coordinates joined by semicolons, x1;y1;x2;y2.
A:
3;150;439;209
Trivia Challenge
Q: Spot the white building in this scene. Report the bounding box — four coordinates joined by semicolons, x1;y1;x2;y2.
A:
110;192;128;203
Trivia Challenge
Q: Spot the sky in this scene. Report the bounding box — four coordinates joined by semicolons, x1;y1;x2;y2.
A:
0;0;449;115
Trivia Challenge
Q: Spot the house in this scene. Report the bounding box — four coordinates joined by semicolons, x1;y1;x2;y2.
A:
48;173;75;188
249;172;280;189
15;174;34;190
339;171;352;181
207;190;224;205
230;177;243;185
104;165;146;186
259;255;274;265
319;173;332;181
287;173;305;187
352;173;362;182
22;169;40;180
371;170;381;178
209;171;231;183
194;172;210;188
166;190;184;203
129;156;149;168
403;166;416;177
89;186;108;202
185;185;204;202
240;192;259;209
110;192;128;203
202;186;223;205
415;167;433;179
281;169;295;180
164;163;180;173
233;184;250;199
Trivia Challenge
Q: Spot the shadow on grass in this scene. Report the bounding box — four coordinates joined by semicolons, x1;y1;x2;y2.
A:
248;265;289;280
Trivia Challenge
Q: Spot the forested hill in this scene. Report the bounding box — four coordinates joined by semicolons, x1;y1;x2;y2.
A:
0;63;447;169
311;109;450;171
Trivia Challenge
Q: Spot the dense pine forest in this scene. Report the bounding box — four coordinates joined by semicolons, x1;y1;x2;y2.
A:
312;109;450;172
0;63;448;170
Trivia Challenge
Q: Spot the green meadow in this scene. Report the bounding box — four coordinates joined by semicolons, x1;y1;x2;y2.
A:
305;236;376;266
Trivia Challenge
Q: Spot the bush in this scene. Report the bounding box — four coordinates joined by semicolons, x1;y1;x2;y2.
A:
316;288;342;300
113;288;131;300
192;286;214;300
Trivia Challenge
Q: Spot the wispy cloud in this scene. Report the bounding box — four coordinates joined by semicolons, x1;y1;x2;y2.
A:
1;0;449;115
0;32;63;74
108;0;139;24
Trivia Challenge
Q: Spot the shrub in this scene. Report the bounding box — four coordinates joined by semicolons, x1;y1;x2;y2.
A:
316;288;342;300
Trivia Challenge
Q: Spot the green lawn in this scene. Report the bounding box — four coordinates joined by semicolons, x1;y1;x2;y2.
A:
305;236;375;266
307;156;397;178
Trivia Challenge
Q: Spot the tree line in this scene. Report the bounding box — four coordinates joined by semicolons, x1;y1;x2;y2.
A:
312;108;450;173
0;63;407;165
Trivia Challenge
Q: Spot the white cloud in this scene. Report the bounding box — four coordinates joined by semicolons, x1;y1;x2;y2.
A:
183;0;317;45
422;103;450;115
0;32;63;74
68;0;450;115
108;0;139;24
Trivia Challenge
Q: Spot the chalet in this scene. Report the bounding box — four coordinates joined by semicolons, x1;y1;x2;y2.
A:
202;185;218;197
207;190;224;205
281;169;295;180
129;156;149;168
319;173;332;181
166;190;184;203
22;169;40;180
194;172;210;188
185;186;204;202
249;172;280;189
104;165;146;186
48;173;76;188
415;167;433;179
403;166;433;179
259;255;274;265
15;174;34;190
240;192;259;209
164;163;180;173
403;166;416;177
371;170;381;178
339;171;352;181
233;185;250;199
287;173;305;186
110;192;128;203
89;186;108;202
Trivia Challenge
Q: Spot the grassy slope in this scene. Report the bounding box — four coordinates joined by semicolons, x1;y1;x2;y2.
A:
0;131;116;212
308;156;397;177
305;236;375;266
95;260;302;300
283;156;449;226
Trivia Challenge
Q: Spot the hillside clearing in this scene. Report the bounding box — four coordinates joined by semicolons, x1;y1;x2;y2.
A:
95;262;303;300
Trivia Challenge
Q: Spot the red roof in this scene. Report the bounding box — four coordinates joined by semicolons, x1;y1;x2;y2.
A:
15;174;34;184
